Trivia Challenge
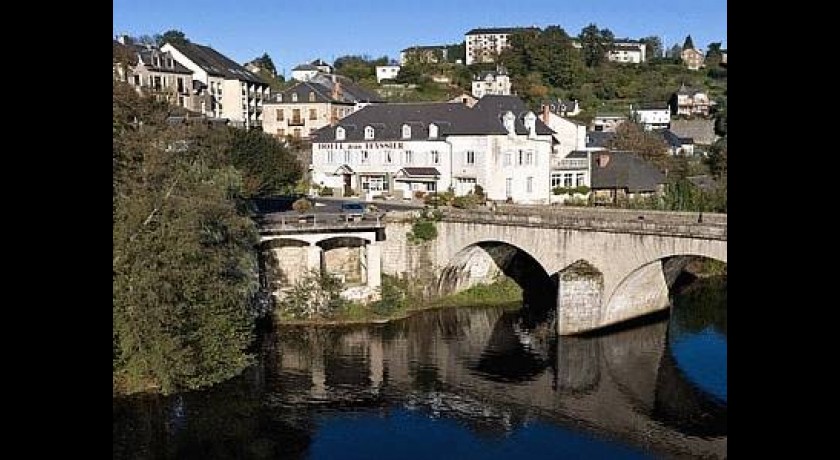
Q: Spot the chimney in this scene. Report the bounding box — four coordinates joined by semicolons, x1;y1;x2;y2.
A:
541;104;550;123
596;153;610;168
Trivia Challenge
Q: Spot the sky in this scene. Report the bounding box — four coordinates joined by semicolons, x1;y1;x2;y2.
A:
113;0;726;78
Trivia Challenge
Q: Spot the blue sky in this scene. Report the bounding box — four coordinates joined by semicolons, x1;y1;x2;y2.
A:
113;0;726;78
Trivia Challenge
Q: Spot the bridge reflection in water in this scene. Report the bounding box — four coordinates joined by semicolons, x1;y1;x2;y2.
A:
114;294;726;460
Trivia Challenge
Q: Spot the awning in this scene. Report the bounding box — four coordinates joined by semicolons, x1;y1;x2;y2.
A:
394;167;441;181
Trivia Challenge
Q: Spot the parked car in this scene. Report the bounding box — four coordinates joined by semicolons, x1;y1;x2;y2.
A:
340;202;365;220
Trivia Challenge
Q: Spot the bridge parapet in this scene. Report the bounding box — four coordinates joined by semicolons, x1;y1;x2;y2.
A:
441;208;726;240
258;212;386;234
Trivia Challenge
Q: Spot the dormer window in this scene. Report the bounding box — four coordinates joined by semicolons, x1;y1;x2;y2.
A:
365;126;375;140
309;92;315;102
429;123;438;138
336;127;346;141
292;93;298;102
402;124;411;139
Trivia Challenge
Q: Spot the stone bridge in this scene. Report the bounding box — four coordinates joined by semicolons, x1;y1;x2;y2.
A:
259;206;726;335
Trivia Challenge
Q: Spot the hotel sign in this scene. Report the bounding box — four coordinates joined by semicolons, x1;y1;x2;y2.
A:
316;142;405;150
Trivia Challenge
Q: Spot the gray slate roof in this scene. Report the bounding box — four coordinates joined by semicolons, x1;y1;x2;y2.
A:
397;167;441;177
567;151;589;158
669;119;717;145
269;81;343;104
312;95;553;142
662;130;693;147
310;73;385;103
115;42;193;74
166;42;267;84
586;131;616;148
591;151;666;192
466;27;539;35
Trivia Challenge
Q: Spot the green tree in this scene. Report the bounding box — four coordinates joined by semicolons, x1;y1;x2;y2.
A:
113;80;303;395
113;83;259;395
705;42;723;68
706;137;727;178
640;36;663;59
226;127;303;197
253;52;277;75
666;44;683;59
158;29;189;46
580;24;614;68
607;121;669;169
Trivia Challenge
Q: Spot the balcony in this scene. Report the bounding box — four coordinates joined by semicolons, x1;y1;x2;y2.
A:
287;119;305;127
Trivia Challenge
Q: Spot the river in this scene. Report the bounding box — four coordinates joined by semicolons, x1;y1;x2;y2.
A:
113;276;726;459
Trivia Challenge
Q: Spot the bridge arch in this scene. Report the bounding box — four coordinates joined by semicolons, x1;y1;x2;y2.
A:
437;240;555;307
605;253;727;329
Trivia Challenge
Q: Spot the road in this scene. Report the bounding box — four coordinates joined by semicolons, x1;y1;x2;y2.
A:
250;195;426;216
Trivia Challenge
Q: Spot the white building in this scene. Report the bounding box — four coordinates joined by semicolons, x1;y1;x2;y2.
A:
630;103;670;130
465;27;538;65
161;41;270;129
471;67;511;98
375;65;401;83
606;40;647;63
310;95;555;204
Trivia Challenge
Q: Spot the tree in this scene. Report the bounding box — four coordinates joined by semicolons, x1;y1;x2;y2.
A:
114;85;260;394
606;121;669;169
580;24;614;68
705;42;723;68
333;55;377;82
640;36;663;59
706;137;727;178
682;35;694;50
666;44;683;59
253;52;277;75
158;29;189;46
226;128;303;197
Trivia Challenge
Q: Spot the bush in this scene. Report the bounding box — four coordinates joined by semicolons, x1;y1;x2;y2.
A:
408;218;438;243
370;275;409;316
553;186;567;195
414;190;426;199
452;193;482;209
277;270;347;319
292;197;312;213
574;185;591;195
320;187;334;197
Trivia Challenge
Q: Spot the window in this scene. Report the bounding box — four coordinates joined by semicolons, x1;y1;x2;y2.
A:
276;109;284;121
293;128;301;138
365;126;375;139
504;152;512;166
344;151;351;163
527;177;533;193
526;151;534;165
133;75;140;86
384;151;392;164
405;150;413;164
327;151;335;163
466;150;475;164
518;150;524;165
402;124;411;139
278;128;286;137
430;150;440;164
291;93;298;102
429;123;438;138
361;151;369;164
292;109;301;123
564;173;573;187
309;109;317;120
576;173;585;187
551;173;562;188
505;178;513;197
309;92;315;102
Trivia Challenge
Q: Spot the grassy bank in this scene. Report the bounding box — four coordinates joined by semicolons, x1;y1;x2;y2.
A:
275;276;523;325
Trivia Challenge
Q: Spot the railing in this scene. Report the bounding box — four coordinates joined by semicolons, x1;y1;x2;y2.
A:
441;207;727;240
288;119;305;126
259;212;385;232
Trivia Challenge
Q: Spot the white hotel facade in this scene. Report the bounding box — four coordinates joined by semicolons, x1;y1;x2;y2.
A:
310;96;557;204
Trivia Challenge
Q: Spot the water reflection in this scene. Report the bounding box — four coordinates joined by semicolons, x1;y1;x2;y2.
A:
114;278;726;459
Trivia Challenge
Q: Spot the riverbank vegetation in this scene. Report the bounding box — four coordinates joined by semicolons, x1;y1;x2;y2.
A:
113;79;303;395
274;274;523;324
